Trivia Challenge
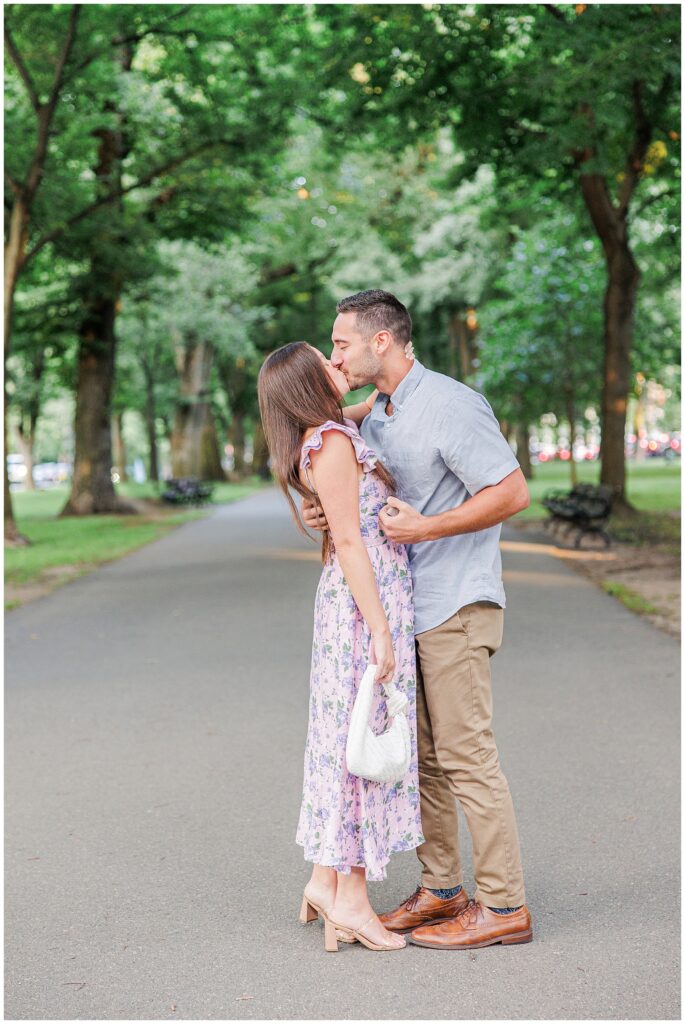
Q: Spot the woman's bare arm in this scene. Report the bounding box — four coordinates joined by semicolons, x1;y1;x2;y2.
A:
343;390;379;427
308;429;394;682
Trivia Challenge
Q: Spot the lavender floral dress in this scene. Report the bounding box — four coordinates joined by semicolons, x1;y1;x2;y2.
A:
295;418;424;881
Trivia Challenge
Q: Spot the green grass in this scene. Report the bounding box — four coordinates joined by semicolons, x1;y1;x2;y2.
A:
114;478;268;505
607;510;680;554
5;477;265;597
515;460;681;519
5;512;198;585
601;581;659;617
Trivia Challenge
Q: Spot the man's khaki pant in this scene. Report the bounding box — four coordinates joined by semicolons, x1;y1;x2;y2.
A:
414;601;526;908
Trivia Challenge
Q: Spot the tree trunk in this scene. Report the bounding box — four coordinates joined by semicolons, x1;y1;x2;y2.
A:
446;311;460;379
4;200;27;353
14;346;45;493
578;80;656;510
447;311;478;382
60;50;137;517
200;406;226;481
598;248;640;502
632;379;646;462
112;411;128;482
170;338;220;478
4;199;30;544
515;424;533;480
4;395;29;545
144;390;160;484
4;7;80;542
252;419;271;480
230;412;247;475
13;417;36;491
564;388;578;488
60;282;136;515
217;355;251;479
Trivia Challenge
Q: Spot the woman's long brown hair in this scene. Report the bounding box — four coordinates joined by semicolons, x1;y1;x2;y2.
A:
257;341;394;561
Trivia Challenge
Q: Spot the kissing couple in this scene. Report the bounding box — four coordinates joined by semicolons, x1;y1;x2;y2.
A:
258;289;533;952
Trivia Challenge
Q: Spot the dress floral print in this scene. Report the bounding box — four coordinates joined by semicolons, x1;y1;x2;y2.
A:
295;418;424;881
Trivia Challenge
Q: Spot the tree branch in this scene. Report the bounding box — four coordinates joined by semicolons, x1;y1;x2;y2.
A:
64;4;192;81
616;78;659;219
579;170;621;259
632;187;675;218
45;4;81;116
543;4;566;21
4;22;41;113
24;5;81;199
259;262;298;285
25;139;224;262
5;171;22;197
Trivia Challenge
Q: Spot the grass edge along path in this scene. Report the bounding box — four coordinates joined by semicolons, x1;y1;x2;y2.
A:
601;580;660;617
5;479;266;611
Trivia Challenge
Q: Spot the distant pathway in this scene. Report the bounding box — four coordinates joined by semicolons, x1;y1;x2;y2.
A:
5;489;679;1019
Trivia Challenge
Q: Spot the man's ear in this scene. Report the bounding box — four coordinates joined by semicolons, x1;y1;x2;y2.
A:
373;329;393;355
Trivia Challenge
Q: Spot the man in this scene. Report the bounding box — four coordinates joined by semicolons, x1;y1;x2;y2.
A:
303;289;533;949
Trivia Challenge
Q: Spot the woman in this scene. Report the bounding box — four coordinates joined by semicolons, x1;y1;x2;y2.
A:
257;342;424;952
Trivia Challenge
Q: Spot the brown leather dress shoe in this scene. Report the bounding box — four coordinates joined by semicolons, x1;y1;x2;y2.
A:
378;885;469;934
409;899;533;949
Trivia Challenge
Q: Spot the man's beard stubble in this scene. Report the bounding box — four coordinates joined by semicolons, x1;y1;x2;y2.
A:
344;348;381;392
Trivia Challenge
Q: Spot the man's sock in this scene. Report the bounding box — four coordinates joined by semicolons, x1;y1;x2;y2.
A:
428;885;462;900
488;905;522;914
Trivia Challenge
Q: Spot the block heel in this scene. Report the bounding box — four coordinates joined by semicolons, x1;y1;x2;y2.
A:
299;895;319;924
324;917;340;952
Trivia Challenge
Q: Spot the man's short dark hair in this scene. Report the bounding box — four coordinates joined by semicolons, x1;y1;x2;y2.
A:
336;289;412;345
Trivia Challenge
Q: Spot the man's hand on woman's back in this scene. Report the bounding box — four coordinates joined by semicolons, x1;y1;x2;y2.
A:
302;497;329;532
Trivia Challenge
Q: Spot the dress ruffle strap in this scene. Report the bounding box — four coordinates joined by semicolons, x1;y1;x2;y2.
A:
300;418;378;475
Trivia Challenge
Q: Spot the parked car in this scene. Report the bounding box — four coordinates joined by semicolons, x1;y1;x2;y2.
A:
33;462;72;486
530;442;559;464
572;442;600;462
646;436;681;459
6;454;27;484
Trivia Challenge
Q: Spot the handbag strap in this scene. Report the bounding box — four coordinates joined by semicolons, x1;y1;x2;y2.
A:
367;644;408;717
382;680;408;718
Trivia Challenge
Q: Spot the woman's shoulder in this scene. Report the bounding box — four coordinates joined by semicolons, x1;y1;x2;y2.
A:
301;418;354;452
303;418;356;437
300;419;377;472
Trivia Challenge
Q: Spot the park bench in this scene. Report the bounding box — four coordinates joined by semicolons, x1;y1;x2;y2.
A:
161;477;214;507
541;482;614;549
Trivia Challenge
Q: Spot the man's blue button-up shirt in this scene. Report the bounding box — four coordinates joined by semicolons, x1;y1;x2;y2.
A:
359;358;520;635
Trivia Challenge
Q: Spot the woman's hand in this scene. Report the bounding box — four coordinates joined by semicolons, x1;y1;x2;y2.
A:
371;627;395;684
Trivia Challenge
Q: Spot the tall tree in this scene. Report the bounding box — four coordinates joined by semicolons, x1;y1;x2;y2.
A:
4;4;80;540
5;4;309;529
477;208;605;483
314;2;680;505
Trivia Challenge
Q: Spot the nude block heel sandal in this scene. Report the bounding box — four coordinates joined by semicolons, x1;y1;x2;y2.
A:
326;914;406;952
299;892;357;944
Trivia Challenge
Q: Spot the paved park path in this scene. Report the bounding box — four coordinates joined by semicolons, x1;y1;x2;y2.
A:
5;489;680;1020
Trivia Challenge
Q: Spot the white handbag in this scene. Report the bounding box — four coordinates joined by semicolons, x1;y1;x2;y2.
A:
346;662;412;784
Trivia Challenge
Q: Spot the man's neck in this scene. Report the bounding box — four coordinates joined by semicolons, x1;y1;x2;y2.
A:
375;358;414;397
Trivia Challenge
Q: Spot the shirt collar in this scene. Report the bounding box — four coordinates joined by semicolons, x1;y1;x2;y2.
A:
385;358;425;413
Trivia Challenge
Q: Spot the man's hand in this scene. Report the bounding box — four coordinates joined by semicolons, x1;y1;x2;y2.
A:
379;495;429;544
302;496;329;532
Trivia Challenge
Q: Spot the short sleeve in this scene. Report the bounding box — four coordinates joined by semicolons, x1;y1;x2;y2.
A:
299;418;378;475
438;393;520;496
